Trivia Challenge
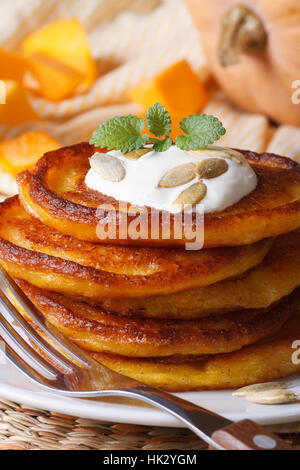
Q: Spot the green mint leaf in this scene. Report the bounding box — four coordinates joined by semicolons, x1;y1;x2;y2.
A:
175;114;226;151
146;103;171;137
150;136;173;152
90;115;149;153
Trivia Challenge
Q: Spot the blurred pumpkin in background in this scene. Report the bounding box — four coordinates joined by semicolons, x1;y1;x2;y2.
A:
185;0;300;126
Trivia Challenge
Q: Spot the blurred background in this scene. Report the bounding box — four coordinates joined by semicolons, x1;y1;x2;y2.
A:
0;0;299;197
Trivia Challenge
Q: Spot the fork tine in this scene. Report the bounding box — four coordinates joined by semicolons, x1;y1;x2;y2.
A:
0;336;59;387
0;267;88;367
0;289;75;374
0;307;59;379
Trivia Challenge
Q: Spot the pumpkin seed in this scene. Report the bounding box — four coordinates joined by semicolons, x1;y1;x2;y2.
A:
225;152;244;164
195;158;228;179
188;147;244;164
158;163;196;188
172;182;207;210
222;149;245;164
245;389;299;405
90;153;125;182
123;148;151;160
233;382;291;397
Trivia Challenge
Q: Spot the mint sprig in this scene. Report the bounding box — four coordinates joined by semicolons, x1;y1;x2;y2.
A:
150;137;172;152
90;104;226;153
175;114;226;151
90;115;149;153
146;103;172;152
146;103;171;137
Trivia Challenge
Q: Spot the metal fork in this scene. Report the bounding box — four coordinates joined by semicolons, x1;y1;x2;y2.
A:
0;266;292;450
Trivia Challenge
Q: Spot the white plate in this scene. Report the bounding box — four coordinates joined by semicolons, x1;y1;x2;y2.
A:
1;359;300;428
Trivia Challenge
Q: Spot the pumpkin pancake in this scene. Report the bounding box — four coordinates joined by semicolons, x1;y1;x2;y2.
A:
91;289;300;391
0;197;271;298
93;229;300;319
17;142;300;248
11;279;292;358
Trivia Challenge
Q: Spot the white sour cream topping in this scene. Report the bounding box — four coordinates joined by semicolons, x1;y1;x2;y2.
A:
85;145;257;214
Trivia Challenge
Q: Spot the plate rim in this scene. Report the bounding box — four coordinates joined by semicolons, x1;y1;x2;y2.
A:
1;367;300;428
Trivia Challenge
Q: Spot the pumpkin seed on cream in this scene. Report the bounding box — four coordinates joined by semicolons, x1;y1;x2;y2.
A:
85;145;257;214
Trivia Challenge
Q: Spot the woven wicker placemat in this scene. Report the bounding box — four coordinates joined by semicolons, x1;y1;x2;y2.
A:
0;398;300;450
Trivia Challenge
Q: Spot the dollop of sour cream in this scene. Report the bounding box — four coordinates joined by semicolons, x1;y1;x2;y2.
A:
85;145;257;214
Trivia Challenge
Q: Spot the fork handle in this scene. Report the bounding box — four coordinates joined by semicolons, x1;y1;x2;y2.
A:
210;419;292;450
122;386;292;450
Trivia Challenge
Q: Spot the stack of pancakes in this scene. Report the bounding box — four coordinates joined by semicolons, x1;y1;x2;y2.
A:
1;142;300;391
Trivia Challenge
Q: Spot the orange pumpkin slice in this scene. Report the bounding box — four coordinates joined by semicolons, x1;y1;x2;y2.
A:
23;18;96;100
0;131;60;177
130;60;208;118
0;80;39;126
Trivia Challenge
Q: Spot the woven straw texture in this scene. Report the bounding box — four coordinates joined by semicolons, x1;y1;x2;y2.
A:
0;399;300;450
